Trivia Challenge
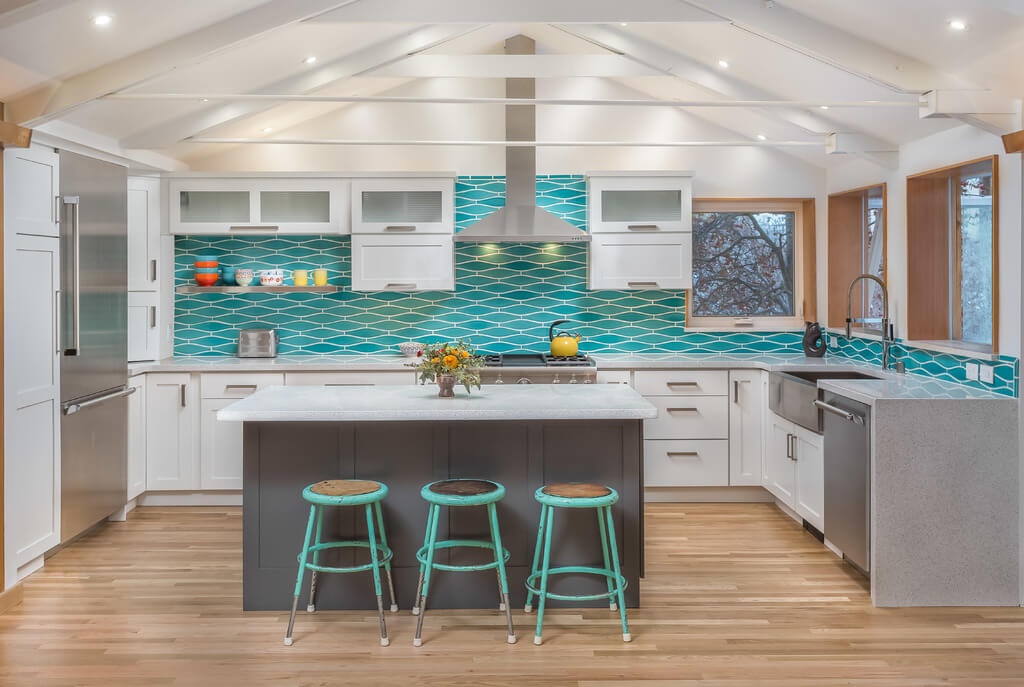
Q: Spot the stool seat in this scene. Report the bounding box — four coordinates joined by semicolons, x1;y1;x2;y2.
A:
421;479;505;506
535;483;618;508
303;479;387;506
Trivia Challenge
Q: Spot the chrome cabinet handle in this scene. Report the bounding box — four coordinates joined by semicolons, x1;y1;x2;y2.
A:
786;433;793;459
628;281;660;288
626;224;659;231
225;384;258;391
150;306;157;328
384;282;417;290
229;225;278;231
667;451;699;458
733;378;750;404
813;399;865;425
384;225;416;232
667;407;699;413
180;384;187;408
666;381;699;388
150;259;157;282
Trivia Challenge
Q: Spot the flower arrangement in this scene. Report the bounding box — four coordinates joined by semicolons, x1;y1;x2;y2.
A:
408;341;485;396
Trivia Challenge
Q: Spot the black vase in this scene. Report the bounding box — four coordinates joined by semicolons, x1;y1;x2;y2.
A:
802;321;827;357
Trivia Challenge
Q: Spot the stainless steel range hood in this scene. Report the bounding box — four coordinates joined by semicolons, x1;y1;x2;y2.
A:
456;35;590;243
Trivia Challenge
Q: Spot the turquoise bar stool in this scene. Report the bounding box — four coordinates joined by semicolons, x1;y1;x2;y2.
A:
284;479;398;647
524;483;630;645
411;479;516;646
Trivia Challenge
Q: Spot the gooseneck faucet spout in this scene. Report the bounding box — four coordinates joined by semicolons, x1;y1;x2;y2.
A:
845;274;894;371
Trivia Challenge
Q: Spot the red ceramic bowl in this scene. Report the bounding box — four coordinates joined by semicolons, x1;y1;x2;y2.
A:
194;260;218;268
194;272;219;286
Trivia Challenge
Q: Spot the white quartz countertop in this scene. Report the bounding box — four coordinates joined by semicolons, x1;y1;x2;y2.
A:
129;354;413;374
217;383;658;422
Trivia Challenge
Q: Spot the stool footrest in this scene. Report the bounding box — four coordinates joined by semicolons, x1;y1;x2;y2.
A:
416;539;511;572
525;566;628;602
298;540;393;574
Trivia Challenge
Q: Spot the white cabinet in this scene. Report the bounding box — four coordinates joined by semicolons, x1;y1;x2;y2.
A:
284;371;414;386
3;228;61;584
5;146;59;238
128;177;160;290
644;396;729;439
728;370;766;486
350;234;454;292
793;429;824;530
169;178;348;235
145;374;197;491
764;413;797;506
635;370;727;397
644;440;729;487
586;174;693;290
127;375;147;500
127;292;159;362
351;178;454;234
200;398;244;490
595;370;631;385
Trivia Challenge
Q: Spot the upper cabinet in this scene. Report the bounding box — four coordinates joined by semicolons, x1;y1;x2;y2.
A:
587;173;693;290
5;146;60;238
351;178;454;234
169;177;349;235
128;177;161;291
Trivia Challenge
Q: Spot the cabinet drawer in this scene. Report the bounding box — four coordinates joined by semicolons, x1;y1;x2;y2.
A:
645;396;729;439
634;370;728;396
200;373;284;399
644;440;729;487
595;370;631;385
284;371;415;386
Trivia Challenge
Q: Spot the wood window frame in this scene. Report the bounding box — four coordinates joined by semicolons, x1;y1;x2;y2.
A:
906;155;999;354
687;198;816;330
827;183;887;330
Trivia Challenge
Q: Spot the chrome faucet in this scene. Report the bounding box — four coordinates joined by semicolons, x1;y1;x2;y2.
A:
845;273;898;371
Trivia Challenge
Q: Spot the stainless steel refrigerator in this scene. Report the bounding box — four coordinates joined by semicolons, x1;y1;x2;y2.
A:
58;150;132;544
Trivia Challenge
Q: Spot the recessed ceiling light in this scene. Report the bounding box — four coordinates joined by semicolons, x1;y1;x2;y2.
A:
619;22;628;26
718;59;729;69
949;18;968;31
304;56;318;65
262;127;273;133
819;105;830;110
199;98;209;103
756;134;767;141
92;14;113;26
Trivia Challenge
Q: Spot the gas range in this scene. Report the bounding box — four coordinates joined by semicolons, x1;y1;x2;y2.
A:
479;352;596;385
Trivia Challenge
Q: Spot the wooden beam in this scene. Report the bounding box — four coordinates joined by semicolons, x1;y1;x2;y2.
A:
1002;129;1024;154
0;120;31;149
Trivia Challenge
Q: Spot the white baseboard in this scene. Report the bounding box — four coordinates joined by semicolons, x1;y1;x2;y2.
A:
772;499;802;523
644;486;774;503
136;491;242;506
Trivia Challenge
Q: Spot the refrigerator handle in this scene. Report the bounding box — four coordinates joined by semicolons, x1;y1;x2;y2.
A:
62;195;82;355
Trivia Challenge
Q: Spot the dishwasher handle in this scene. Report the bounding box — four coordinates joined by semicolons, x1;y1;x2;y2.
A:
813;399;864;425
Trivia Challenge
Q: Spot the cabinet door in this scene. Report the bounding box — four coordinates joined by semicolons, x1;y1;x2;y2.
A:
145;374;195;490
4;233;61;578
4;146;59;237
255;178;348;234
764;413;796;507
351;178;454;234
127;292;159;362
127;376;147;500
588;233;692;290
794;428;825;530
729;370;766;486
351;234;454;291
169;179;254;234
127;177;160;290
200;398;243;490
588;176;692;233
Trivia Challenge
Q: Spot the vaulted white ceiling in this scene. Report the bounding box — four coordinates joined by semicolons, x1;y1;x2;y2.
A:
0;0;1020;172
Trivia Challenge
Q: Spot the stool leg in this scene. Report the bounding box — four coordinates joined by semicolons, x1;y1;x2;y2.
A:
604;506;631;642
365;504;390;647
487;502;516;644
411;501;437;616
534;506;555;645
524;503;547;613
414;503;441;647
285;504;317;646
597;505;616;611
307;506;324;613
374;501;399;612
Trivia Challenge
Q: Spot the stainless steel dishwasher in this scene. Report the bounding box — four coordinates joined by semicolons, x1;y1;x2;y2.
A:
814;392;871;574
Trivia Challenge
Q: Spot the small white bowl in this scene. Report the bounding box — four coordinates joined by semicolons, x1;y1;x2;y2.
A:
399;342;424;357
260;269;285;286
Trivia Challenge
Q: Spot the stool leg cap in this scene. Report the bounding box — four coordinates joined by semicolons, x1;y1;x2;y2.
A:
533;636;543;646
524;604;532;613
499;602;507;611
508;634;517;644
380;637;390;647
390;604;399;613
623;633;632;642
411;606;420;616
283;637;293;646
413;638;423;647
306;604;315;613
609;603;617;611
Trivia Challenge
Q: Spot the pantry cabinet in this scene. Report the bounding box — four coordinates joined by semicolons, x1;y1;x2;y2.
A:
145;374;197;491
763;410;824;531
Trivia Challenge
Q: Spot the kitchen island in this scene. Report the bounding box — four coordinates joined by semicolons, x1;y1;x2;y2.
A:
218;384;657;611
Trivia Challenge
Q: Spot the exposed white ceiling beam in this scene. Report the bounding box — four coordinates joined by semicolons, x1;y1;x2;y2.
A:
363;54;664;78
6;0;366;126
557;24;896;156
119;24;484;150
307;0;725;23
679;0;962;93
32;120;186;171
105;92;919;109
184;137;823;147
920;90;1023;136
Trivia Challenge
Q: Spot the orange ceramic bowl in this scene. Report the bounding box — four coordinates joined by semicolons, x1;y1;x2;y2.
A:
194;272;219;286
194;260;218;268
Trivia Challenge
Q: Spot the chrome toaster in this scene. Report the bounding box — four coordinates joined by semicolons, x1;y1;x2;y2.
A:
238;328;280;358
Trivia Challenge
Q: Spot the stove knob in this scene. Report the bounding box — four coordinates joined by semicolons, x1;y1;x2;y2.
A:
516;378;532;385
583;378;594;384
494;375;504;385
569;375;578;384
552;375;561;384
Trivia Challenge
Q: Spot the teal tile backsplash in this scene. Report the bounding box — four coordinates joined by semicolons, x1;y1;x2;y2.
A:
175;174;1018;397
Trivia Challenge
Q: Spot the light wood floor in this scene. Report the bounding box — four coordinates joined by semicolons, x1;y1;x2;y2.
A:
2;503;1024;686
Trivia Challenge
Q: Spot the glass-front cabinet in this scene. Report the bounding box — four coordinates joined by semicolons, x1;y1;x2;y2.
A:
351;178;454;234
169;178;349;234
588;174;693;233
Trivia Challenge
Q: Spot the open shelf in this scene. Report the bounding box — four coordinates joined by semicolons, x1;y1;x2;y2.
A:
175;285;340;295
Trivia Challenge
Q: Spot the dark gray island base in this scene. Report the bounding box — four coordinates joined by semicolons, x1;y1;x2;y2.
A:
241;419;643;611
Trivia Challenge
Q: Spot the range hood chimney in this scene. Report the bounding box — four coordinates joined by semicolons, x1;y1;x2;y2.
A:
455;35;590;243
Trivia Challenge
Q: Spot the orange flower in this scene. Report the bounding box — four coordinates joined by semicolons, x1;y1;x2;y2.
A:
460;350;470;358
442;354;459;369
431;357;440;363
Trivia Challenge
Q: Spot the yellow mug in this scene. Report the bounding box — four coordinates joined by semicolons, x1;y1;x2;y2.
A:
313;268;328;286
293;269;308;286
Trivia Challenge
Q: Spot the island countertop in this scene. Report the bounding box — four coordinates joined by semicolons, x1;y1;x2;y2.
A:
218;383;658;422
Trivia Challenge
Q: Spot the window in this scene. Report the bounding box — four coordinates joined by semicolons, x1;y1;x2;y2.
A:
906;156;997;352
827;184;886;333
689;200;811;328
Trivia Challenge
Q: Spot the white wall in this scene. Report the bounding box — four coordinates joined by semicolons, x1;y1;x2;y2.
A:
826;124;1022;358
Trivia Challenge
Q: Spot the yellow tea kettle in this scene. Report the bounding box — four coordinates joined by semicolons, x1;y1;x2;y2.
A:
548;319;582;357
